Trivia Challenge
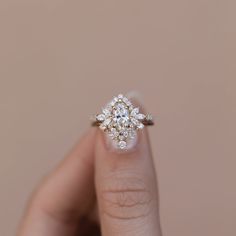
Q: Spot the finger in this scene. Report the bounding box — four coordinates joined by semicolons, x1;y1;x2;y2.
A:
18;128;98;236
95;123;162;235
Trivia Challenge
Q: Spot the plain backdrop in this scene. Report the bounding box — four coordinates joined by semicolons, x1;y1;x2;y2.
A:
0;1;235;235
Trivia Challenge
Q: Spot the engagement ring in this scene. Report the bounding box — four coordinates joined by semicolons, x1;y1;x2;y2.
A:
91;94;154;149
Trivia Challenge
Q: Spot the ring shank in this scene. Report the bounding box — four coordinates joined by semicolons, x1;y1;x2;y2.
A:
91;119;154;127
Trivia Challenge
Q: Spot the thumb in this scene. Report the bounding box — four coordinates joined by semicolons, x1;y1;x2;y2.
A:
94;101;161;235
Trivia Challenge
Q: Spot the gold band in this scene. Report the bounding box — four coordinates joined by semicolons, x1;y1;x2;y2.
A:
92;118;154;127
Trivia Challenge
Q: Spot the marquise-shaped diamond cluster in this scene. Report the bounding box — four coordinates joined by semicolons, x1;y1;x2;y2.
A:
96;94;146;149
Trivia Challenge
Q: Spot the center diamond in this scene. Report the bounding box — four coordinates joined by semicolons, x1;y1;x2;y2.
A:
113;103;130;124
96;94;146;149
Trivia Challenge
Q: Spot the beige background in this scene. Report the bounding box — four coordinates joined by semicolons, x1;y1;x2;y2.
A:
0;0;235;235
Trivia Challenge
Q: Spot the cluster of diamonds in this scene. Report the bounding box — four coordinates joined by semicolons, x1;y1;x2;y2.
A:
96;94;147;149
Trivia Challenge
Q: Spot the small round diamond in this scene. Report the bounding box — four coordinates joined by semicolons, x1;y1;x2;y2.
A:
118;141;127;149
109;128;119;139
96;114;105;121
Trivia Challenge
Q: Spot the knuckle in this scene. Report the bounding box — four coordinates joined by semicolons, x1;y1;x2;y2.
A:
100;171;153;221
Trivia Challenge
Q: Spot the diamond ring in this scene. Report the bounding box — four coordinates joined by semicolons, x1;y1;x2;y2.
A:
91;94;154;149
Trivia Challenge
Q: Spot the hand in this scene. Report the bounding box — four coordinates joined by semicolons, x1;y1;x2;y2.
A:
18;120;162;235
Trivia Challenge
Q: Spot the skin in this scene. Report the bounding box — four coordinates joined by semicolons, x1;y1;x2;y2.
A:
17;126;162;236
